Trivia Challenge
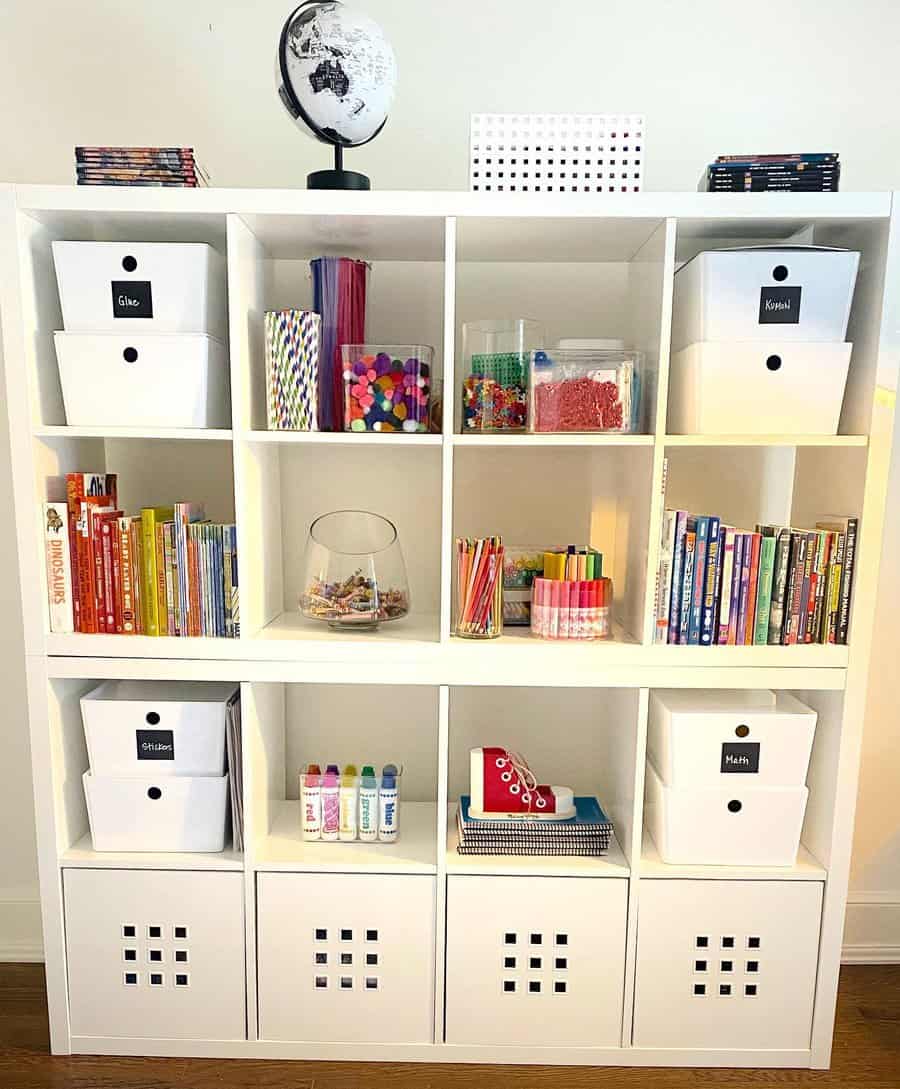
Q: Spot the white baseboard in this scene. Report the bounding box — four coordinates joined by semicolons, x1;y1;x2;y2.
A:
842;896;900;964
0;898;43;962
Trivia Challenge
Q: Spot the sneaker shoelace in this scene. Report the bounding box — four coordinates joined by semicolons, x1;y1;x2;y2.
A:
497;749;547;813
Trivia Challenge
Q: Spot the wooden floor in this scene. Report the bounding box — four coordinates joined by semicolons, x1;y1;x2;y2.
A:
0;963;897;1087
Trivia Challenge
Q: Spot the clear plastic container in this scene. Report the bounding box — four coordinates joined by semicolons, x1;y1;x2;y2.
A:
342;345;438;433
528;346;643;433
461;319;544;431
299;510;410;630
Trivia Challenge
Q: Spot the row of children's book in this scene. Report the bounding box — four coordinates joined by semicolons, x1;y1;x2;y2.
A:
43;473;239;637
654;509;858;646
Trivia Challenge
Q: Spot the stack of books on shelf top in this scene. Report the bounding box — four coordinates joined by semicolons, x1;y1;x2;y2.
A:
456;796;613;856
654;510;858;647
701;153;841;192
43;473;238;638
74;146;209;187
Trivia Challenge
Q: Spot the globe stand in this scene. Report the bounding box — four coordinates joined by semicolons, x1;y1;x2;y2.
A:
307;143;370;191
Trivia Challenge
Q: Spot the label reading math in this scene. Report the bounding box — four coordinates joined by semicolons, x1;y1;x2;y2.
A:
720;742;760;774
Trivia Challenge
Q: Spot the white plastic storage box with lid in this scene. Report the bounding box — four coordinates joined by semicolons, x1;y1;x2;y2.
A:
81;680;237;776
81;680;237;853
51;241;230;429
645;690;815;866
670;246;859;348
668;245;858;435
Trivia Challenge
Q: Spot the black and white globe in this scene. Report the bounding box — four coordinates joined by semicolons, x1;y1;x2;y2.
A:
278;1;397;149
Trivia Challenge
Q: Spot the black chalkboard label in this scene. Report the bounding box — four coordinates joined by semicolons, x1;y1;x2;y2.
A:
111;280;153;318
759;286;801;324
720;742;760;774
136;729;175;761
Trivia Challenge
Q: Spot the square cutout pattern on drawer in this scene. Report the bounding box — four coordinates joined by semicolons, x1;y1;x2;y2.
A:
691;935;762;999
308;924;381;995
118;921;193;990
499;931;570;999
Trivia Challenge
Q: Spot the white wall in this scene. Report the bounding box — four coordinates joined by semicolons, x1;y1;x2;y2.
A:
1;0;899;960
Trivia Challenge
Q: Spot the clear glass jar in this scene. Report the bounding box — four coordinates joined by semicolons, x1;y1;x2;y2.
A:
461;319;543;431
455;536;504;638
342;345;439;433
299;510;410;630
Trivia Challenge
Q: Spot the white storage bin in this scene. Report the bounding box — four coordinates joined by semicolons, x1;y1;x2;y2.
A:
648;689;816;788
633;879;823;1050
52;241;226;337
64;869;246;1041
55;332;230;429
667;340;852;435
81;681;237;777
645;762;808;866
257;873;435;1043
445;874;627;1047
83;771;229;852
671;246;860;349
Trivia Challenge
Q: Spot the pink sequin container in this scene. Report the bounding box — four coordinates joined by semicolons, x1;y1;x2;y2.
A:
528;345;644;433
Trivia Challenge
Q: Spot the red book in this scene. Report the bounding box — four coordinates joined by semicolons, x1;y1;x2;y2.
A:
188;525;202;637
744;533;761;644
91;508;119;633
77;496;112;633
65;474;117;631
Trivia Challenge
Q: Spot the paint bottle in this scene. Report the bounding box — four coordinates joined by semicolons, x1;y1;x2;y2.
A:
378;763;400;842
358;765;379;842
339;763;359;841
321;767;340;841
300;763;322;840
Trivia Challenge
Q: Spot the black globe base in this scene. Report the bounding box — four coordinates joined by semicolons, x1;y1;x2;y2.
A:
307;168;371;191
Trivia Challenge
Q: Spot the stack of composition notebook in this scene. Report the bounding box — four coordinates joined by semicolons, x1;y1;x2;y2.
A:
700;153;840;192
456;795;613;856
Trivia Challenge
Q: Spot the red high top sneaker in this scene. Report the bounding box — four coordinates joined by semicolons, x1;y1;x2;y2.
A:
469;747;576;820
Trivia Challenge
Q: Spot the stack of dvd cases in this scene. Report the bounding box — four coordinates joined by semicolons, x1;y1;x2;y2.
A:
75;147;209;187
701;153;840;192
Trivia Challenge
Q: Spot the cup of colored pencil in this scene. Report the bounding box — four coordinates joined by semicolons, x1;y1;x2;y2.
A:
455;536;504;639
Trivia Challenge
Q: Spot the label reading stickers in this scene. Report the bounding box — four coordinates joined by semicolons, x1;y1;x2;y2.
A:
720;742;761;774
136;729;175;761
111;280;153;319
758;285;801;324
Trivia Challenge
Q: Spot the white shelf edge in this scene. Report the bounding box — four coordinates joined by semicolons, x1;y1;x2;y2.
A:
639;832;826;882
34;425;234;441
663;434;868;448
243;430;442;446
453;433;654;447
59;834;244;871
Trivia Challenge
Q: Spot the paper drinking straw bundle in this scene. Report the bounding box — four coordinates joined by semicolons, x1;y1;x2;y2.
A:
456;536;504;638
311;256;368;431
264;309;321;430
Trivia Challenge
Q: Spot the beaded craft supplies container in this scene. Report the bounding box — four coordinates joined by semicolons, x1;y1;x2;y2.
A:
461;319;543;431
528;342;643;433
299;510;410;630
342;345;437;433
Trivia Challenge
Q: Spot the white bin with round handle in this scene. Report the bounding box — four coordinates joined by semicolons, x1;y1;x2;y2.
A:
645;761;808;867
83;771;229;852
667;340;852;435
648;689;817;788
54;332;229;428
52;241;226;336
81;680;237;777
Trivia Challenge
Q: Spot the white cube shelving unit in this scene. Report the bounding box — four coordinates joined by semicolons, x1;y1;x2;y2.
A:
1;185;898;1068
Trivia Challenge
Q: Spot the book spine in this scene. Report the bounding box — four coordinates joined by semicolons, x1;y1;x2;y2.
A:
744;533;761;644
797;531;817;643
784;533;807;645
678;529;696;646
188;526;202;637
101;517;118;634
688;516;709;645
727;533;744;645
163;522;177;636
767;528;792;644
699;516;721;646
224;526;234;638
667;511;688;644
654;510;677;644
810;532;830;644
753;535;776;645
216;525;227;637
735;535;752;644
837;518;859;644
827;532;845;643
43;503;74;633
116;517;134;634
129;518;144;635
155;523;168;636
91;509;109;634
716;527;735;644
141;511;160;636
228;526;239;638
64;477;81;631
76;502;98;633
